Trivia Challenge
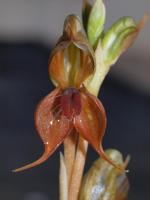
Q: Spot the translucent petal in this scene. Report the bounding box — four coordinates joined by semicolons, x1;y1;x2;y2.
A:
49;15;95;88
13;88;72;172
49;50;68;89
74;91;124;170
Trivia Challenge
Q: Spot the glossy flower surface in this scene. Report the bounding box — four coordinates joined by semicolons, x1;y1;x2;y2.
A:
14;84;109;172
14;14;131;172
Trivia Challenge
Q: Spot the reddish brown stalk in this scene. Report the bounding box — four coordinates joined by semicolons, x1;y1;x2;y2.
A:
68;136;88;200
64;132;78;186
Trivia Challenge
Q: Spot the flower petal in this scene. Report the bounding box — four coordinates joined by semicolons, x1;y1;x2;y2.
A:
49;15;95;88
48;50;68;88
74;91;124;170
13;88;72;172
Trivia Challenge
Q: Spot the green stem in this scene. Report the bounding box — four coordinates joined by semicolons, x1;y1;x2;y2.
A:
84;40;109;96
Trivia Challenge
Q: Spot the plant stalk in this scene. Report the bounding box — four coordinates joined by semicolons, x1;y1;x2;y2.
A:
68;136;88;200
64;132;78;186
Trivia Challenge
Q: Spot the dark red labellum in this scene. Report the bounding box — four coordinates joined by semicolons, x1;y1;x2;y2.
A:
61;88;82;119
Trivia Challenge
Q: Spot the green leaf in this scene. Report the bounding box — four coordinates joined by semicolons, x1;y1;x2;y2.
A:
101;16;138;66
87;0;106;48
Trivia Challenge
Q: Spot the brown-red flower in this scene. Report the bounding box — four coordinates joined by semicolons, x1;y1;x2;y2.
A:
13;15;124;172
14;85;109;172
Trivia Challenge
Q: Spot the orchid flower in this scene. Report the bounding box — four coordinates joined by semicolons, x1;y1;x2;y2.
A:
13;15;123;172
13;0;146;173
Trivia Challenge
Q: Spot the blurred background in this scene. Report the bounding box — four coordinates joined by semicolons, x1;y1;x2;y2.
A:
0;0;149;199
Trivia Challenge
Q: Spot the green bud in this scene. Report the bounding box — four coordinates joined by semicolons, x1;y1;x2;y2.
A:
101;16;138;66
82;0;106;48
79;149;129;200
85;15;146;94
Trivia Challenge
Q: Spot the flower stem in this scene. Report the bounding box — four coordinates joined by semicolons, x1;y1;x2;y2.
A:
64;132;78;187
59;153;68;200
68;136;88;200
